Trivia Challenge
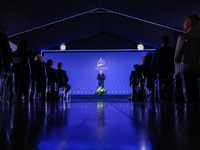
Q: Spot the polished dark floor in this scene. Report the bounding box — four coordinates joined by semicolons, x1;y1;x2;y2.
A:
0;99;200;150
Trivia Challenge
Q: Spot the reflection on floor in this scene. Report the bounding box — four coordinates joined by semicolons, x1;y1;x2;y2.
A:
0;99;200;150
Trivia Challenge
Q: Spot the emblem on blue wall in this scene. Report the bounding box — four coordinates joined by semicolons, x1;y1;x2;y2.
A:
95;58;108;70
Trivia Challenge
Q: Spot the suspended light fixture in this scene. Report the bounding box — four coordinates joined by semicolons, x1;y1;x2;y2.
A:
137;44;144;50
60;43;66;50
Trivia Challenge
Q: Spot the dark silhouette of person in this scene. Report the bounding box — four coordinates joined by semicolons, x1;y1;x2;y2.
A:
46;59;58;100
97;70;105;88
57;62;71;94
0;24;12;74
130;64;139;87
152;36;175;80
0;24;12;101
133;56;147;101
129;64;139;100
134;56;146;89
151;36;175;101
12;39;35;101
143;52;154;92
174;15;200;102
34;54;47;100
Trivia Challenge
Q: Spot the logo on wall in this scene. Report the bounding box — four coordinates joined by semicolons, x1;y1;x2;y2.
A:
97;58;105;66
95;58;108;70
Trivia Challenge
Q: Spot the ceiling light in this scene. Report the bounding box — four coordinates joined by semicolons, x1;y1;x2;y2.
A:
137;44;144;50
60;43;66;50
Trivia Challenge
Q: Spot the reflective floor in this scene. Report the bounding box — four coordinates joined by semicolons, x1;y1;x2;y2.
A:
0;99;200;150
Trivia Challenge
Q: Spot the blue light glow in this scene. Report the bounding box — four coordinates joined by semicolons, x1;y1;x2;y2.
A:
43;50;151;95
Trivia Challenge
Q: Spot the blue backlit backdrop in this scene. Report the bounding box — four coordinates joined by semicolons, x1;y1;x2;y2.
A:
42;50;151;95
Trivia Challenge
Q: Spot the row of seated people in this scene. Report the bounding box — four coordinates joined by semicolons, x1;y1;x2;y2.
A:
0;25;13;101
129;36;193;102
129;53;155;101
1;39;71;101
130;15;200;103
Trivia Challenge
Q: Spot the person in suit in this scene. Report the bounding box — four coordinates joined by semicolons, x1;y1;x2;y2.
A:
34;54;47;100
12;39;35;101
0;25;12;101
134;56;146;89
151;36;175;101
143;52;154;94
46;59;58;100
0;24;12;74
129;64;139;100
130;64;139;87
132;56;146;101
97;70;105;88
57;62;71;94
174;15;200;102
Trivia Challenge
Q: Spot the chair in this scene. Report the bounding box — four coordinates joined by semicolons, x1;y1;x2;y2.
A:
47;83;58;101
143;76;151;102
155;72;176;102
130;84;136;100
134;74;146;101
180;63;200;102
179;38;200;102
58;87;65;100
44;64;48;101
180;63;187;103
33;81;37;100
58;86;71;102
0;72;15;102
27;57;33;101
172;73;176;102
154;73;161;102
35;65;48;101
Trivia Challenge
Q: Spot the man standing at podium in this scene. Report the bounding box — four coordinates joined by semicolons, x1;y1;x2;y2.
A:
97;70;105;88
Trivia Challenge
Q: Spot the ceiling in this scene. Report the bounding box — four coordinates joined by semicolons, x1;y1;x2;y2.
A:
1;0;199;52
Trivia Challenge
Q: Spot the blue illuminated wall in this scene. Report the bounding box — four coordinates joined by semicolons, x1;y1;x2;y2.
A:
43;50;151;95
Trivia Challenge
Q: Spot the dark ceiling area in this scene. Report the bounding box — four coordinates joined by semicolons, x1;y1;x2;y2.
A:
1;0;199;52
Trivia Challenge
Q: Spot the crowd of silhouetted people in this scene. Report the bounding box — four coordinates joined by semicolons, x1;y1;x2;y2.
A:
0;26;71;101
129;15;200;103
129;36;174;101
1;14;200;102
